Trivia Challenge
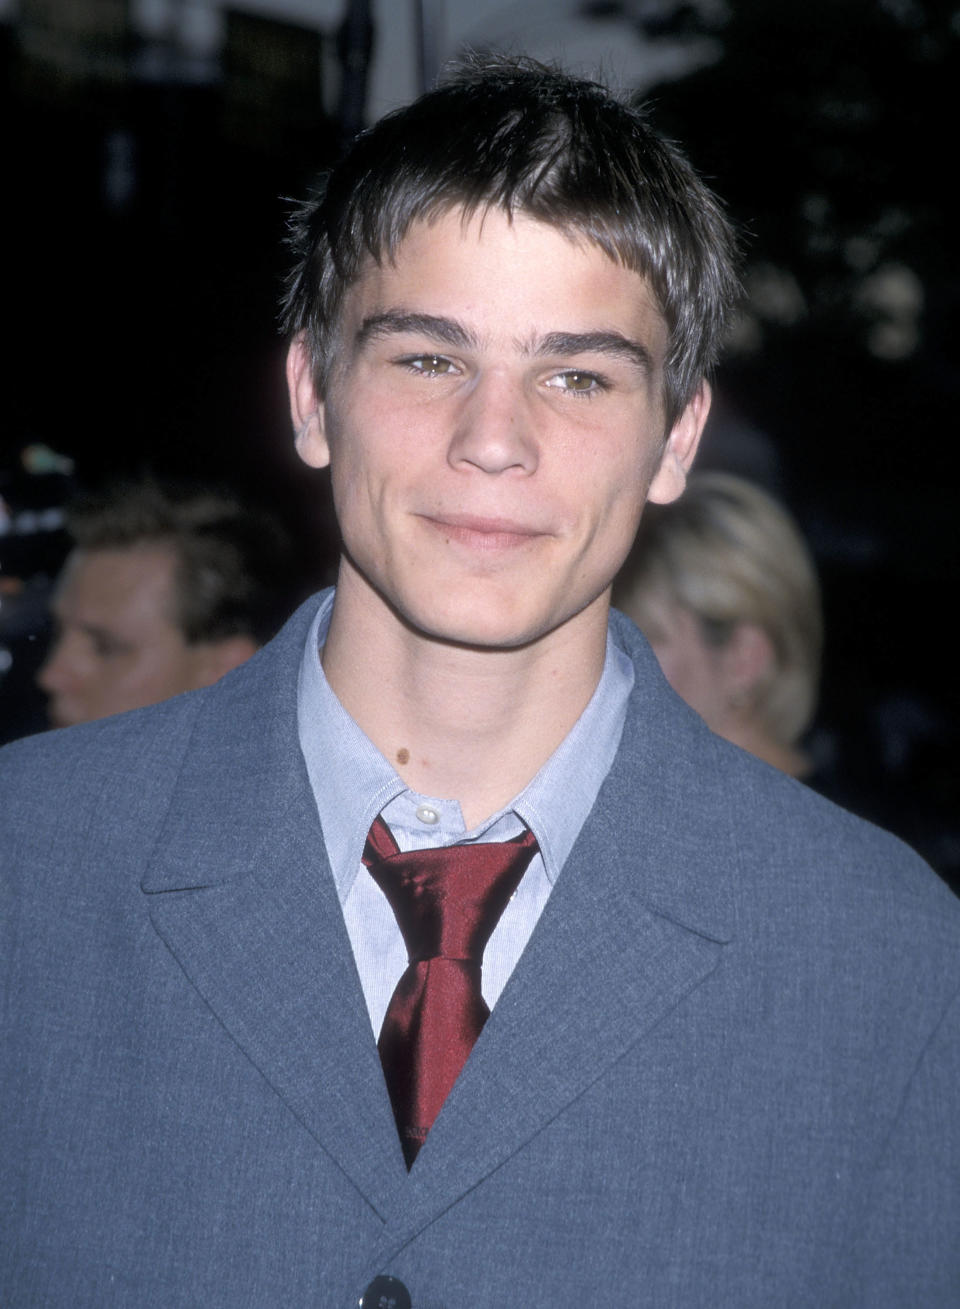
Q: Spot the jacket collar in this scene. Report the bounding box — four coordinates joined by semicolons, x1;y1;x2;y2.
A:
142;594;412;1215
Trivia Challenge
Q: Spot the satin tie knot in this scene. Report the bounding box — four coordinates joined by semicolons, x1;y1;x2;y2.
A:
362;815;539;1167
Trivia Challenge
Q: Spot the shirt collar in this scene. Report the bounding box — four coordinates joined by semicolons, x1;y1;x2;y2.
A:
297;590;634;904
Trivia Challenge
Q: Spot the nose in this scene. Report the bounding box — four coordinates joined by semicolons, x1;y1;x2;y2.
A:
37;634;81;697
447;371;539;476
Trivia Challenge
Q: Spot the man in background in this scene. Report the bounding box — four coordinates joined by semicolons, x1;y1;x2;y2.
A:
38;479;298;726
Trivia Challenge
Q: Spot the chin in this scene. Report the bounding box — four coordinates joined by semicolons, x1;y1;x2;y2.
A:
400;591;554;652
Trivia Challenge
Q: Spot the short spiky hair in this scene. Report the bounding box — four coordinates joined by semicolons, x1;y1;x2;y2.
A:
282;54;740;426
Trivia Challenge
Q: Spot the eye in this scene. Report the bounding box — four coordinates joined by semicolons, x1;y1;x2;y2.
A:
401;354;457;377
91;633;127;659
545;369;605;395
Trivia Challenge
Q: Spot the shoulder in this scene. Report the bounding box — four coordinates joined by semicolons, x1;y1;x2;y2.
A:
1;692;195;801
731;755;960;1044
0;693;204;904
609;606;960;986
706;720;959;939
0;592;326;895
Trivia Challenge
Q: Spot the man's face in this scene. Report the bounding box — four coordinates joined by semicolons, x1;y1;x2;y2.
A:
38;545;220;727
289;207;708;652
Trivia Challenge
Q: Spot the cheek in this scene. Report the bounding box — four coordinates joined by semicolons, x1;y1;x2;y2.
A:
124;651;169;688
581;426;665;512
329;453;387;548
326;439;408;578
326;394;409;499
577;458;651;560
324;414;375;515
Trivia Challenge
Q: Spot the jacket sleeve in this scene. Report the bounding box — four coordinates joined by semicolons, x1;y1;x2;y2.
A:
852;980;960;1305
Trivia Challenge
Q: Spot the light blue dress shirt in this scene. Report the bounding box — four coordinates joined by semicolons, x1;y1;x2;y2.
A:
297;591;633;1034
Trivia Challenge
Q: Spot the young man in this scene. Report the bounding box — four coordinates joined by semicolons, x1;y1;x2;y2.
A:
2;58;958;1307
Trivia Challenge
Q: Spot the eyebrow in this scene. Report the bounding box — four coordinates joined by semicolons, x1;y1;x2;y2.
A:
51;615;133;652
534;331;654;374
355;311;478;352
355;312;654;375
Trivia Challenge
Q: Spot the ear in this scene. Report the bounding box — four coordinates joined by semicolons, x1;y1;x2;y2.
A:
286;334;330;470
647;379;712;505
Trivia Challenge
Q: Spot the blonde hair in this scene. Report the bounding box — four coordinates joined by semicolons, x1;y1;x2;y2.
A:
614;473;823;746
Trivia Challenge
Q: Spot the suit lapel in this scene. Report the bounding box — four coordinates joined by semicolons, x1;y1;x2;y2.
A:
142;599;408;1216
140;601;739;1247
371;620;739;1258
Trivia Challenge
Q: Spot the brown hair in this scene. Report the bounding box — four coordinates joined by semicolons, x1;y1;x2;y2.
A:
282;54;740;428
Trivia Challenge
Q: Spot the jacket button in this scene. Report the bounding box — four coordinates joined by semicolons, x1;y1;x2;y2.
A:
359;1274;412;1308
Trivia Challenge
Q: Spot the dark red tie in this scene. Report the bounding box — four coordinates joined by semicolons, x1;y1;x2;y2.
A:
362;815;539;1167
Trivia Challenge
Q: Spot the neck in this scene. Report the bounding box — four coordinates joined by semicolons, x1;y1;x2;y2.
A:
321;567;610;829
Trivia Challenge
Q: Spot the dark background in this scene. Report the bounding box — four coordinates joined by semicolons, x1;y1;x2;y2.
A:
2;0;957;881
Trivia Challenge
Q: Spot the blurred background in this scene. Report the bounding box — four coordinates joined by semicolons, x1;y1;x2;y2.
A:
1;0;957;884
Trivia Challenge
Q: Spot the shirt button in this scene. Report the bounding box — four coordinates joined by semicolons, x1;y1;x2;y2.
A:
415;805;440;825
359;1274;412;1308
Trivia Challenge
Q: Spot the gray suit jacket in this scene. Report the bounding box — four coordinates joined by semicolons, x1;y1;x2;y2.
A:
3;596;959;1307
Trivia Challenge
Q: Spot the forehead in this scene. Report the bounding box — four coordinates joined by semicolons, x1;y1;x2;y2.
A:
341;207;669;355
57;545;180;633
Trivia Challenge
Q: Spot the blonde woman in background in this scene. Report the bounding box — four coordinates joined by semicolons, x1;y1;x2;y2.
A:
614;472;823;779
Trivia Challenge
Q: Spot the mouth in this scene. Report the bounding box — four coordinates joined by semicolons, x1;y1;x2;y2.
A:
419;513;547;552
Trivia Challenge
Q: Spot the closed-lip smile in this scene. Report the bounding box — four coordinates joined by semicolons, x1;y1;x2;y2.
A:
419;513;547;550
